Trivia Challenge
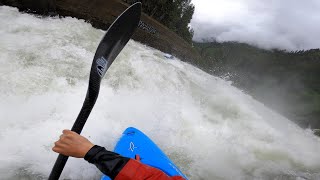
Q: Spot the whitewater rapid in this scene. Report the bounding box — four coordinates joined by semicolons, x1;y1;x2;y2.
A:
0;6;320;180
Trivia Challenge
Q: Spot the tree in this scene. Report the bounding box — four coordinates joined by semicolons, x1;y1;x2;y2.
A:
122;0;195;43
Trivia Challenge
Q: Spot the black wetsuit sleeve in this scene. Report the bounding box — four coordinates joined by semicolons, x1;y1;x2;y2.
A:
84;145;130;179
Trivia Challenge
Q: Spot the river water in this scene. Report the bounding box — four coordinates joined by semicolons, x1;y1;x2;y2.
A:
0;6;320;180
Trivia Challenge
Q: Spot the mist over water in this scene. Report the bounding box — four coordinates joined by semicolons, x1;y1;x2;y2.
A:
1;6;320;180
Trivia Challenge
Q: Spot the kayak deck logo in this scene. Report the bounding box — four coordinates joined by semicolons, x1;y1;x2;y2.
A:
96;56;108;77
129;142;138;152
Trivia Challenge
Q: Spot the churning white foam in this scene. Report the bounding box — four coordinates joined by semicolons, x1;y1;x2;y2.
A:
0;6;320;180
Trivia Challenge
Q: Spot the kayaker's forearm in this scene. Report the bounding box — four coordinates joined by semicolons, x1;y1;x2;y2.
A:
52;131;186;180
84;145;129;179
85;145;185;180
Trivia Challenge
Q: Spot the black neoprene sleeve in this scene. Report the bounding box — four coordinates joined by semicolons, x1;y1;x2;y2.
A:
84;145;130;179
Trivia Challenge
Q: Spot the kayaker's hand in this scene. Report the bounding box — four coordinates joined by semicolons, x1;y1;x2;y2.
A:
52;129;94;158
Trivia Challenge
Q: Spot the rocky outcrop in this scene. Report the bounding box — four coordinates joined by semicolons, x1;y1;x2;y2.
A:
0;0;56;14
0;0;201;62
314;129;320;137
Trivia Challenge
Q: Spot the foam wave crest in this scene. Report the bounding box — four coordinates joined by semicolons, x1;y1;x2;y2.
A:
1;6;320;180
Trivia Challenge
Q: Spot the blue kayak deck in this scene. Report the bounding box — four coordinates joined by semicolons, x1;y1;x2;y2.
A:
101;127;187;180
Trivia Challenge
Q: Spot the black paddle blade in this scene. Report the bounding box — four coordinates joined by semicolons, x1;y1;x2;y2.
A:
90;2;141;85
72;2;141;134
48;3;141;180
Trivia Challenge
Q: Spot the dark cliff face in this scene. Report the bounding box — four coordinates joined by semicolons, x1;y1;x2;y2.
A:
0;0;201;62
0;0;56;14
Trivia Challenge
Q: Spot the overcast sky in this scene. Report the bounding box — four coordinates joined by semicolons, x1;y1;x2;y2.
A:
191;0;320;50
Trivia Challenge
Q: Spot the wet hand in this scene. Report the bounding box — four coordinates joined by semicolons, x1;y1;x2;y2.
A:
52;130;94;158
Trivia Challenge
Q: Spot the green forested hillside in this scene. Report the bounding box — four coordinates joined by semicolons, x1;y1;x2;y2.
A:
123;0;195;43
193;41;320;129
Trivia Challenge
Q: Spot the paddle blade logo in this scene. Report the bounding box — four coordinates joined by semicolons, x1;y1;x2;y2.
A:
96;56;108;77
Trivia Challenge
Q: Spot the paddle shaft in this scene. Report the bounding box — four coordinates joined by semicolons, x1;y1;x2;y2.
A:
49;97;97;180
48;3;141;179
